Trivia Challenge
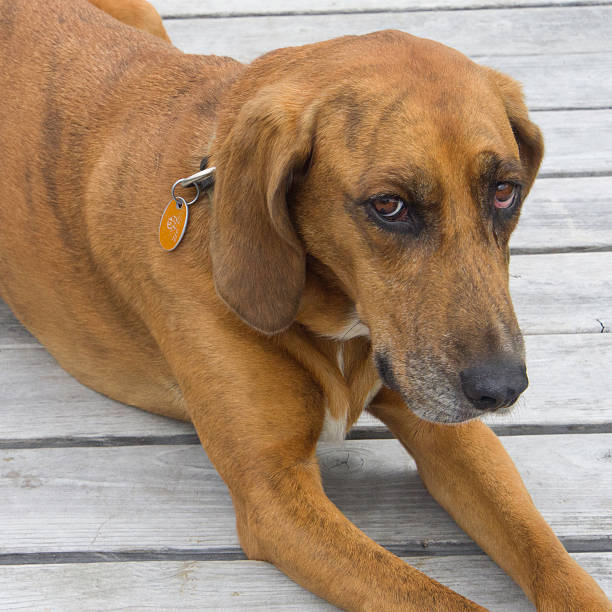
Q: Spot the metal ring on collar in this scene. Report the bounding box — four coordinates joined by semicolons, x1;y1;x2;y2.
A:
171;178;200;206
178;166;216;189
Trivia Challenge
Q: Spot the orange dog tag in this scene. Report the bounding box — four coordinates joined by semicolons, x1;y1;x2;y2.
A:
159;198;188;251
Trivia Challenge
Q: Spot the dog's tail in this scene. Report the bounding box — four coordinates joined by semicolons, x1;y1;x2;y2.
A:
88;0;171;43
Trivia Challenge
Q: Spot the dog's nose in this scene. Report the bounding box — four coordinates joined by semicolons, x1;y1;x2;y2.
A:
460;358;528;411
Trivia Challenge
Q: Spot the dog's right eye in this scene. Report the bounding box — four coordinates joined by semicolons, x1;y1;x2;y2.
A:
494;182;517;209
370;196;409;222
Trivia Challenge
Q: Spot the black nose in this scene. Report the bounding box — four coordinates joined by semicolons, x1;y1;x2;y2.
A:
460;358;528;411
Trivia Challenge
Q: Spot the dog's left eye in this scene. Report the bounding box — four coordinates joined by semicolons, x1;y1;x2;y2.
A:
370;196;409;222
494;182;517;209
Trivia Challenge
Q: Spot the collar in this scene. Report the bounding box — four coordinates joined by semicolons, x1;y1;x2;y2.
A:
177;156;215;192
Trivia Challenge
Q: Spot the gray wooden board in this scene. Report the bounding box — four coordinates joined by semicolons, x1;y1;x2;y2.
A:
1;333;611;442
0;305;35;347
510;252;612;335
152;0;609;18
358;332;612;435
163;6;612;61
509;176;612;253
2;251;610;346
156;32;612;111
0;345;195;442
476;53;612;112
534;110;612;177
0;553;610;611
1;435;610;554
154;8;612;110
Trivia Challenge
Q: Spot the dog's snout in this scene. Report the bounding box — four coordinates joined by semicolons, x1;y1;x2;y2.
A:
460;358;528;411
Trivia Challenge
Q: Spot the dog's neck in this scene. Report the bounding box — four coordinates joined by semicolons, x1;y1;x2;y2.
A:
296;257;370;342
283;260;379;441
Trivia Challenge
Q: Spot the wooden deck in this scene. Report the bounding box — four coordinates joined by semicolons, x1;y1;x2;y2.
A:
1;1;611;610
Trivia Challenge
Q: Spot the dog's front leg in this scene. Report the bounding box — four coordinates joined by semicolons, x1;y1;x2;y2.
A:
164;332;485;611
370;388;611;611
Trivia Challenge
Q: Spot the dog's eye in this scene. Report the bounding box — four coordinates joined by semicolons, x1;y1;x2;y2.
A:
494;182;517;209
370;196;409;222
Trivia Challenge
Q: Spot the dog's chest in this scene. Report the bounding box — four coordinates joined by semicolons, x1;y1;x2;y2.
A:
312;336;382;442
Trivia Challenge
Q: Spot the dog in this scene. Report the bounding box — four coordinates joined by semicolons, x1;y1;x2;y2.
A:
1;0;610;609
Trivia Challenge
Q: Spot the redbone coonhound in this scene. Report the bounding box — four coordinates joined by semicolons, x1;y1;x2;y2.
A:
1;0;610;610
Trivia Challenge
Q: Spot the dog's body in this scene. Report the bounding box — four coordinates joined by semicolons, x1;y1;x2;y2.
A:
1;1;610;610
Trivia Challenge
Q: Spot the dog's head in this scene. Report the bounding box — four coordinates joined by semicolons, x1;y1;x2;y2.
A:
209;30;543;423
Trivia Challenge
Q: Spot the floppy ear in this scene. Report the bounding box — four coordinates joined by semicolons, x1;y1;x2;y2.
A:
209;86;316;334
486;69;544;194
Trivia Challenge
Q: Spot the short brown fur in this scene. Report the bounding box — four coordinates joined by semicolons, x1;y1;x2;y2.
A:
0;1;609;610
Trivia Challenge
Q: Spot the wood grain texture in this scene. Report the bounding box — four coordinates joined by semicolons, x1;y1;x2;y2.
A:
151;0;607;18
509;176;612;253
511;252;612;335
163;6;612;60
480;53;612;112
3;252;610;346
2;334;611;442
0;553;609;611
0;345;195;442
535;110;612;177
1;435;610;555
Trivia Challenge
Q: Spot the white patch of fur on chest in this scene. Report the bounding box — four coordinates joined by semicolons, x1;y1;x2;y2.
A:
319;403;348;443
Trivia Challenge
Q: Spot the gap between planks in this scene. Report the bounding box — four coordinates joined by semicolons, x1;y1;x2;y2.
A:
2;423;612;450
157;2;612;20
161;5;612;62
1;538;610;566
511;246;612;255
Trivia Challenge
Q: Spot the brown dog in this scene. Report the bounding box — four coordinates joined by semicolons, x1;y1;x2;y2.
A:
0;0;610;610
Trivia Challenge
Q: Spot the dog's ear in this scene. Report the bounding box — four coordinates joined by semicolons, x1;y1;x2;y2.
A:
486;69;544;194
209;85;316;334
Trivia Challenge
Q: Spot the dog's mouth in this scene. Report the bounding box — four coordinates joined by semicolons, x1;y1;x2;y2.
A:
409;393;522;425
374;349;528;424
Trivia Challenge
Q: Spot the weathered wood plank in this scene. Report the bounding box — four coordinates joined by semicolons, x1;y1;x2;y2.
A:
0;345;195;443
152;0;609;18
535;110;612;177
511;252;612;335
510;177;612;253
0;553;609;611
1;435;610;554
0;306;35;347
1;333;611;442
163;7;612;60
366;332;612;435
3;251;610;347
480;53;612;112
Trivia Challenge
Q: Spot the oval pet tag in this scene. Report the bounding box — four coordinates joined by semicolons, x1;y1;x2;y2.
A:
159;198;188;251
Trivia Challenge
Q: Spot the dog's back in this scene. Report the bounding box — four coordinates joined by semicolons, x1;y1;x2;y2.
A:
0;0;241;414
